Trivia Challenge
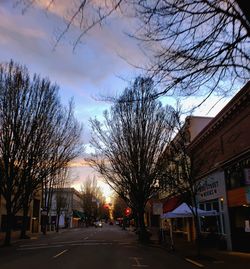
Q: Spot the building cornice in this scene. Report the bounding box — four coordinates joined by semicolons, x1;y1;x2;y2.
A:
189;81;250;151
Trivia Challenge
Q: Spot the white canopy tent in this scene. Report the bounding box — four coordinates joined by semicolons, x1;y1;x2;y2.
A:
161;203;218;219
160;203;218;250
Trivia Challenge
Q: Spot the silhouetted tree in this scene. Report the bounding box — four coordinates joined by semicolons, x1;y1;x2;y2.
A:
80;176;105;225
160;110;207;255
88;76;176;243
54;169;70;233
134;0;250;103
0;60;82;245
113;195;127;220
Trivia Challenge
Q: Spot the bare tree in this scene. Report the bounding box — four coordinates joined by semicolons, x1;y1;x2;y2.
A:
80;176;104;226
88;76;177;243
39;100;82;235
0;60;82;245
113;195;127;220
54;169;70;233
161;110;206;255
134;0;250;102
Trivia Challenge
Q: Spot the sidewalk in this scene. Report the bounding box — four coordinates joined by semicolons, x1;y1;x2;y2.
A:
147;227;250;268
0;227;72;245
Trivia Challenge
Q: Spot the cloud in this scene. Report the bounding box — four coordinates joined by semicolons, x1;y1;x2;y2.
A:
0;2;145;99
0;3;136;136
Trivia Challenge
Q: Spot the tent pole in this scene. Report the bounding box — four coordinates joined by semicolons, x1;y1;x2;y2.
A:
169;219;175;251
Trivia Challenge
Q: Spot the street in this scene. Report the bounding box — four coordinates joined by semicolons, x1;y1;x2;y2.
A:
0;224;194;269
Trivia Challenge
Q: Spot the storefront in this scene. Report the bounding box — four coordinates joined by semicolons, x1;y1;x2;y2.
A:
225;158;250;252
196;171;232;250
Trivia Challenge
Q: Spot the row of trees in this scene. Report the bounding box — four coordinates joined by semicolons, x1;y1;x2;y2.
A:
0;60;82;245
80;176;110;225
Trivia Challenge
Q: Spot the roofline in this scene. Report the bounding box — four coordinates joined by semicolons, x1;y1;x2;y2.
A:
189;81;250;150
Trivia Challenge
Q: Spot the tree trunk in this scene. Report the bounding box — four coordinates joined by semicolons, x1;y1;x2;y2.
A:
137;207;149;243
4;207;13;246
56;214;60;232
193;201;202;257
194;215;201;256
41;214;48;235
20;203;30;239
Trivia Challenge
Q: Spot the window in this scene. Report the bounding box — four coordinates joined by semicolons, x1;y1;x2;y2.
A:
206;203;212;211
212;201;219;211
225;158;250;190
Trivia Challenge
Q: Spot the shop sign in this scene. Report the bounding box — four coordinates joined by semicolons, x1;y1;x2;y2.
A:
152;202;163;215
196;174;225;202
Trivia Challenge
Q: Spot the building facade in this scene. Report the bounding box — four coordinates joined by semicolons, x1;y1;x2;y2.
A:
0;191;42;241
189;81;250;251
50;188;84;229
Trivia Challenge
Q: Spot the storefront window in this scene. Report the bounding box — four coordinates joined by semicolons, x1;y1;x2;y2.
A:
199;204;204;210
213;201;219;211
225;158;250;190
200;216;219;233
199;199;224;234
206;203;212;211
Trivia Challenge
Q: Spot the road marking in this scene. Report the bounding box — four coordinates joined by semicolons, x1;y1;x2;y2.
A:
130;257;148;267
185;258;204;268
70;242;113;246
54;240;84;244
20;243;48;247
84;237;89;240
17;244;64;250
53;249;68;258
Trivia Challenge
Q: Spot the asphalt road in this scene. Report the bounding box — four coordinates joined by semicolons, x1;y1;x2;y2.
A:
0;224;195;269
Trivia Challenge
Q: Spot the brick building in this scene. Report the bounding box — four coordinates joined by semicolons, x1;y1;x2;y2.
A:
189;81;250;251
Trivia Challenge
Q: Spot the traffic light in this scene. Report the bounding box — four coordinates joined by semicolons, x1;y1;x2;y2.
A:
103;204;109;209
124;207;131;217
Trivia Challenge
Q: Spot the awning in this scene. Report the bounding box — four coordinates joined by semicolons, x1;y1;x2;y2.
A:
73;210;85;220
162;196;182;213
161;203;218;219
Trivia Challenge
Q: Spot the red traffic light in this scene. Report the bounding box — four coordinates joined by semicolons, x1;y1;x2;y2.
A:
124;207;131;216
103;204;109;209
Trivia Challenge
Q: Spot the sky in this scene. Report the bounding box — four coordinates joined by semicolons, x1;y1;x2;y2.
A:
0;1;235;201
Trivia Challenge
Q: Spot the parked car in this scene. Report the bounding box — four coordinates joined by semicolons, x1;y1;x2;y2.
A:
94;221;103;228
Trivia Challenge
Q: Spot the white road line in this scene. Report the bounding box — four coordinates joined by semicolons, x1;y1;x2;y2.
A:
70;242;113;246
17;244;64;250
19;243;48;247
53;249;68;258
52;240;83;244
130;257;148;268
185;258;204;268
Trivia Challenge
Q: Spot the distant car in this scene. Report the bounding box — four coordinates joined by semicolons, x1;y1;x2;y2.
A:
94;221;103;228
109;221;113;225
